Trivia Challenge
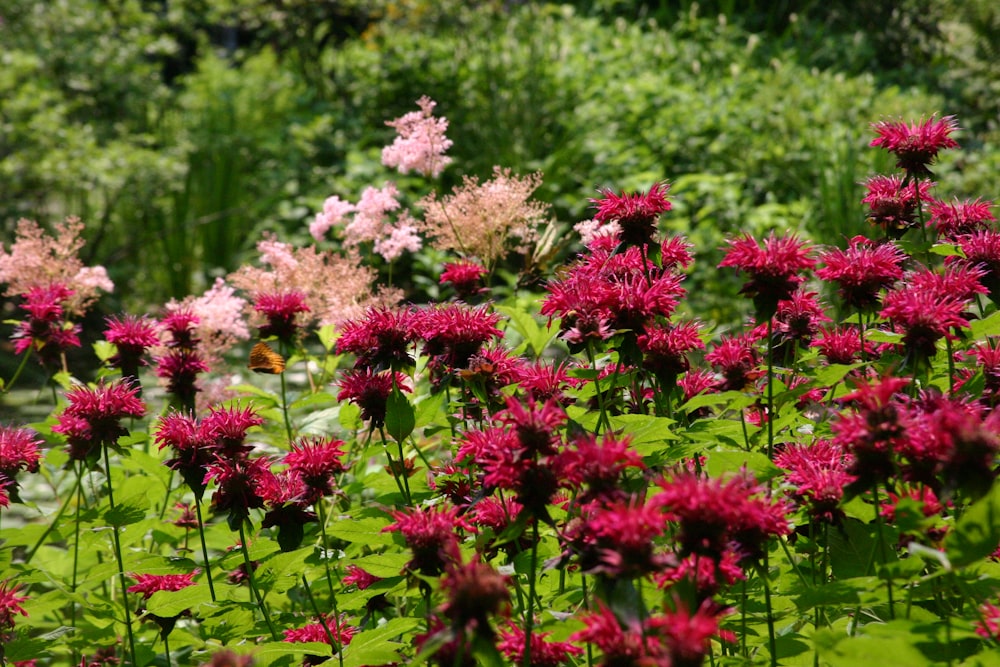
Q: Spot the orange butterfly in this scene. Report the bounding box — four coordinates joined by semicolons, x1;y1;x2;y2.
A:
248;341;286;374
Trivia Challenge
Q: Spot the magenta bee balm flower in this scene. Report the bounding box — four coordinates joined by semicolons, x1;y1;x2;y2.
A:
870;114;959;176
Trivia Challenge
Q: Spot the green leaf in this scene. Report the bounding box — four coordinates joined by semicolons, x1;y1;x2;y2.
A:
325;516;395;547
946;478;1000;568
145;584;213;617
104;492;150;527
704;449;782;482
318;324;339;351
414;391;446;428
793;581;861;612
970;310;1000;340
385;387;415;443
93;340;116;363
341;618;420;667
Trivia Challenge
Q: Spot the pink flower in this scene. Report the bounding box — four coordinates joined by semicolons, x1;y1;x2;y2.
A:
0;426;42;504
975;600;1000;640
497;621;584;667
880;283;970;362
861;174;935;238
283;614;355;666
178;278;251;362
0;217;113;314
310;194;356;242
283;436;348;503
344;182;401;247
204;456;276;530
638;321;705;384
104;314;159;385
413;303;503;381
591;182;672;247
562;432;645;503
384;504;473;575
127;571;198;600
832;375;912;489
342;565;381;591
775;440;855;523
254;290;310;343
870;114;959;176
705;333;761;391
337;368;411;427
719;232;815;319
337;306;418;371
373;214;423;262
438;557;510;632
930;198;994;238
156;411;215;498
11;283;82;371
0;580;28;631
417;167;549;264
202;404;264;460
381;96;453;178
817;236;906;311
53;380;146;464
440;260;488;299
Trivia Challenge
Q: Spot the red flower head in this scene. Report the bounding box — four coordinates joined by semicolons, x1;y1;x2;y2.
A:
870;115;959;176
775;440;855;524
833;374;912;490
104;314;159;379
342;565;382;591
155;349;210;412
199;650;255;667
976;600;1000;641
718;232;815;320
862;175;935;238
498;621;584;667
160;307;201;349
253;290;310;344
204;456;276;530
517;361;577;405
156;411;215;499
384;504;472;576
259;470;317;551
283;614;355;666
53;380;146;466
953;230;1000;305
637;321;705;386
202;403;264;460
772;291;831;350
0;426;42;504
283;436;348;504
438;557;510;635
930;198;995;238
880;283;970;363
817;236;906;312
336;306;418;372
440;260;488;300
127;571;198;600
655;470;790;564
572;496;670;579
646;598;734;667
0;580;28;631
414;304;503;384
11;283;82;371
705;333;761;392
592;182;672;248
562;431;645;503
811;325;872;365
570;604;645;664
337;368;411;427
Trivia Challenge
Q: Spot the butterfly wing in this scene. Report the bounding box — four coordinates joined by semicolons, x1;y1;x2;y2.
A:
248;341;286;374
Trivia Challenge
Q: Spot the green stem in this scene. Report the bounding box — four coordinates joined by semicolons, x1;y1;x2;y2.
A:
102;444;138;667
164;633;172;667
523;520;539;667
238;521;279;640
279;343;294;444
194;495;217;602
2;347;32;393
25;470;80;563
586;342;610;434
302;574;344;667
316;501;336;598
762;552;777;667
377;425;411;505
873;484;895;619
766;317;775;460
70;463;84;664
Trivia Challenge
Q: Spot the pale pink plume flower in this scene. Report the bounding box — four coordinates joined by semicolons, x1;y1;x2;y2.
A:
0;217;113;314
374;215;424;262
344;183;401;247
382;96;454;178
310;195;356;242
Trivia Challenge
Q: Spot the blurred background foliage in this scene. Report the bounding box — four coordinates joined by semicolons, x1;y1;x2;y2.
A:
2;0;999;325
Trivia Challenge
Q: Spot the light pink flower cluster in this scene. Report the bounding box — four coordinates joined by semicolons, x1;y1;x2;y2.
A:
418;166;550;264
165;278;250;362
381;96;453;178
229;234;400;327
0;217;113;315
310;195;355;242
312;184;423;262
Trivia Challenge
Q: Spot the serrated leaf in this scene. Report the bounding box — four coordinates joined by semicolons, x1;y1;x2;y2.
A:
325;516;395;546
970;310;1000;340
704;449;782;482
793;581;861;611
